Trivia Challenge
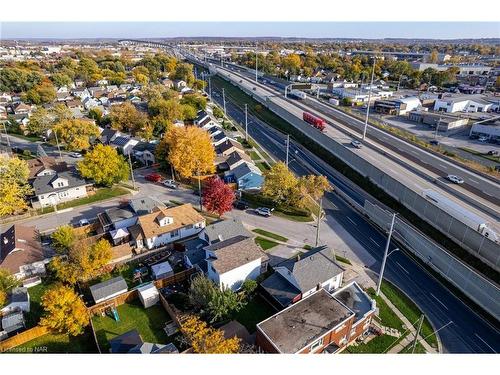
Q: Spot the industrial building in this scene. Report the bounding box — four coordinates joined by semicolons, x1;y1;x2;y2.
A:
469;123;500;142
408;110;469;134
433;96;493;113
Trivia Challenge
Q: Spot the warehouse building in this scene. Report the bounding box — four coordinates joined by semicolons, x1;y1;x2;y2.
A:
469;123;500;142
408;110;469;134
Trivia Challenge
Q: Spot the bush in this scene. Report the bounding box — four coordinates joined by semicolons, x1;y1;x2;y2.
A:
23;149;32;157
241;280;257;297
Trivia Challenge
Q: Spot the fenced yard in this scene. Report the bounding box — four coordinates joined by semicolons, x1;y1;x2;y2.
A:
232;295;276;333
91;300;177;352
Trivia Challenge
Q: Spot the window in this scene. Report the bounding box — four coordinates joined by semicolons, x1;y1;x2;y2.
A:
310;337;323;352
171;229;179;237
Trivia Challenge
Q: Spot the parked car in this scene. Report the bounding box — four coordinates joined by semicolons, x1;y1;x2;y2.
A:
255;207;273;217
145;173;163;182
446;174;464;184
162;179;178;189
78;218;89;227
429;140;440;146
486;150;499;156
233;200;249;210
69;152;82;158
351;140;362;149
478;136;488;142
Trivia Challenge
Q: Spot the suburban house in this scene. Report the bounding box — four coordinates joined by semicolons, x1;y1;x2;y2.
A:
255;286;375;353
109;329;179;354
173;80;187;91
224;151;253;171
13;102;31;115
1;311;25;334
128;204;205;250
132;141;158;166
205;235;268;291
0;224;47;279
27;157;68;181
216;139;245;156
224;162;264;191
30;169;92;208
1;287;30;315
195;110;219;129
261;245;344;308
110;135;140;155
199;218;253;246
90;276;128;304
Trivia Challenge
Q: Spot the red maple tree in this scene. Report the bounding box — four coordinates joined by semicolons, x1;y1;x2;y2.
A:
202;176;235;216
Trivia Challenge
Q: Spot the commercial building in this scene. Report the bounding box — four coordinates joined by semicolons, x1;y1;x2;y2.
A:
433;96;493;113
469;123;500;142
408;110;469;134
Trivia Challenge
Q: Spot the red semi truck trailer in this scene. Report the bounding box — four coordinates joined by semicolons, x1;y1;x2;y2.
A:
303;111;326;131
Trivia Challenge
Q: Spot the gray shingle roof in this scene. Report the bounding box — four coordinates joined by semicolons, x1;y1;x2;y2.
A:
129;197;160;216
231;162;262;180
31;169;89;196
279;245;344;293
332;282;375;323
261;272;301;307
90;276;128;303
203;218;253;244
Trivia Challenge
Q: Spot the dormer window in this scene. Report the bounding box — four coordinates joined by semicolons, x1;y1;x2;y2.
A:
157;215;173;227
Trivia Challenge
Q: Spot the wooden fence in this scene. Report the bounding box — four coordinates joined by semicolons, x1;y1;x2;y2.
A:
0;325;49;352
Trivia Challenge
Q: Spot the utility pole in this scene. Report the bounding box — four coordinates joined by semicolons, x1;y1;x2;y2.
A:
255;49;258;82
197;168;203;212
376;213;396;296
127;152;136;190
362;57;376;141
222;88;226;116
434;116;442;139
2;122;10;147
245;104;248;141
208;77;212;101
285;134;290;167
315;197;323;247
411;315;425;353
53;130;62;160
170;164;175;182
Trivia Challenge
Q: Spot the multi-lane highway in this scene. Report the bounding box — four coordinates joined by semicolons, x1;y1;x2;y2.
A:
208;78;500;353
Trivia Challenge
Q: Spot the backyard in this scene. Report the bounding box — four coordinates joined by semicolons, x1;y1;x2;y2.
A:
91;300;175;352
345;334;406;354
232;295;276;333
10;329;98;354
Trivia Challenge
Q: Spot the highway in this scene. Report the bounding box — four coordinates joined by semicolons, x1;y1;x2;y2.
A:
208;78;500;353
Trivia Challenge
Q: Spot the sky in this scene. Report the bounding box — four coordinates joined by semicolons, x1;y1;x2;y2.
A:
1;22;499;40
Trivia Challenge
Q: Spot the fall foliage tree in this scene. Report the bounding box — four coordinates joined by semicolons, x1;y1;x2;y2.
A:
110;102;147;134
26;107;52;136
51;225;76;254
262;162;299;206
0;156;33;216
24;81;56;104
202;176;235;216
163;126;215;178
297;175;332;201
0;269;21;307
53;119;100;151
40;284;89;336
180;315;240;354
78;144;129;186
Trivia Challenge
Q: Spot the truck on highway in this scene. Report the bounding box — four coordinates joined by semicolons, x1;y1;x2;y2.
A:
290;89;307;100
422;189;499;242
303;111;326;131
328;98;340;106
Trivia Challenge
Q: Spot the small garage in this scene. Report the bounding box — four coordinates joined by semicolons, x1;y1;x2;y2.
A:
137;283;160;308
151;261;173;280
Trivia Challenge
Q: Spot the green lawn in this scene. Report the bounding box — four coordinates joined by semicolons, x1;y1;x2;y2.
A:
399;340;426;354
256;162;270;172
37;186;129;214
252;228;288;242
335;255;352;265
25;282;55;328
254;237;279;251
11;329;98;353
241;191;313;222
232;295;276;333
345;334;406;354
91;300;173;352
367;288;405;332
459;147;500;163
249;151;260;161
380;281;437;348
303;244;313;250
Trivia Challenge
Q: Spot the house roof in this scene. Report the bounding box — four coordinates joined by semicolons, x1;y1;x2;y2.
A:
332;282;375;324
151;261;173;277
129;197;161;216
212;132;227;143
203;218;253;244
0;224;44;275
257;289;354;353
10;287;29;303
103;205;136;224
111;136;132;147
226;151;252;169
109;329;143;353
135;204;204;239
90;276;128;303
278;245;344;293
205;235;267;275
132;141;157;153
260;272;301;307
231;162;262;180
217;139;244;154
31;169;89;196
129;342;179;354
27;157;68;179
1;311;25;332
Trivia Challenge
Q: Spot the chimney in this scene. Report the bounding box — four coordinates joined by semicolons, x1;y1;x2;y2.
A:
296;254;301;261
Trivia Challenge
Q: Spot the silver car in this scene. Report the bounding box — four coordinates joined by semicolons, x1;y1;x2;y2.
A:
255;207;273;217
446;175;464;184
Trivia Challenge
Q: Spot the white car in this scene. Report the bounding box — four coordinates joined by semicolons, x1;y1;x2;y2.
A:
478;136;488;142
162;179;178;189
69;152;82;158
78;218;90;227
351;140;362;149
446;175;464;184
255;207;274;217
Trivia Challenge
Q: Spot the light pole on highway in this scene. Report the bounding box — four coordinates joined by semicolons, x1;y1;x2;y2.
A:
362;57;377;142
285;134;290;167
376;212;398;296
208;77;212;101
222;88;227;116
255;49;258;82
245;104;248;141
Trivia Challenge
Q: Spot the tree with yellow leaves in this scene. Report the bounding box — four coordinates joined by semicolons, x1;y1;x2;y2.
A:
0;156;33;216
163;126;215;179
78;144;129;187
297;174;332;202
53;119;100;151
180;315;240;354
262;162;299;205
40;284;89;336
110;102;147;135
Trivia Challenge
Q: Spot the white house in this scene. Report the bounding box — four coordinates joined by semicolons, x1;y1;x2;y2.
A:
129;204;206;250
0;287;30;315
204;235;268;291
434;96;493;113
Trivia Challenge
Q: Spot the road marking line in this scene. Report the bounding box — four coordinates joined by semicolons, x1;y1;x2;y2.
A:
395;261;409;274
474;333;497;353
369;237;381;247
469;179;479;185
346;217;357;226
438;164;447;169
430;293;448;310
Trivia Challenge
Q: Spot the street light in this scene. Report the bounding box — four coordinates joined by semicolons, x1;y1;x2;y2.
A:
362;57;377;142
376;212;397;296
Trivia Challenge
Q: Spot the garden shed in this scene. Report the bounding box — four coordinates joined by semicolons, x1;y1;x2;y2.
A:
151;261;173;280
137;283;160;308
